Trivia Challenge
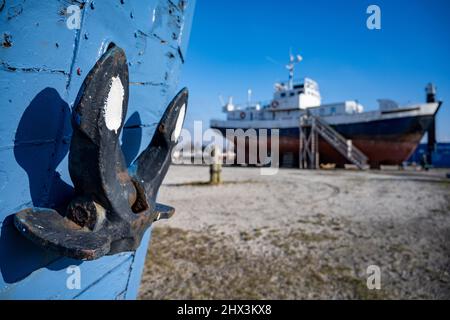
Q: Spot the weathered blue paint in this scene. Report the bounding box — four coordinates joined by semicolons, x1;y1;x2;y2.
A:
0;0;195;299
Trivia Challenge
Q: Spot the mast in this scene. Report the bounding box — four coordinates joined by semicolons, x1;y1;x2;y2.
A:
286;51;302;90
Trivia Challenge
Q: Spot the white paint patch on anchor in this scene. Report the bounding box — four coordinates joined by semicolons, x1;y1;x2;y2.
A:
104;76;124;133
171;103;186;142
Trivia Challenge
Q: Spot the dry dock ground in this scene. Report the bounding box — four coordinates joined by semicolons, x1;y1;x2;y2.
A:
139;165;450;299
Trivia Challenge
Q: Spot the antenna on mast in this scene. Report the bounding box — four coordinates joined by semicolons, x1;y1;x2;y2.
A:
222;96;234;112
218;94;225;106
286;49;302;90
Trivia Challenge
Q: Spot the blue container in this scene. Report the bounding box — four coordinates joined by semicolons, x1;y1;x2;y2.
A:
408;143;450;168
0;0;195;299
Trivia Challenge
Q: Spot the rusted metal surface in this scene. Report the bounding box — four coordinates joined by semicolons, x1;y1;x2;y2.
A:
13;44;188;260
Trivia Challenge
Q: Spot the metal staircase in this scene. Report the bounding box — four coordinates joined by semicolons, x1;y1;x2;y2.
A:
299;114;368;169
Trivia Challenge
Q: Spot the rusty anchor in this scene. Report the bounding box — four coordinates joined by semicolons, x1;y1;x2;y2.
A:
13;44;188;260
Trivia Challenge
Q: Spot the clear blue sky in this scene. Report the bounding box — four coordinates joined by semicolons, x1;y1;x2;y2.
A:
180;0;450;141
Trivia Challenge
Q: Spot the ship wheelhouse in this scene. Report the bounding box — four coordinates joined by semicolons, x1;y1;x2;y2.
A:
272;78;321;110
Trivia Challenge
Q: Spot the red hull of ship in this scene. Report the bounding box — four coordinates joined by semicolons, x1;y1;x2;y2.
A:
277;134;423;168
227;133;424;168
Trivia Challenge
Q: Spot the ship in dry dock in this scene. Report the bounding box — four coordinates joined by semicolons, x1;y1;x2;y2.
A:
210;54;442;168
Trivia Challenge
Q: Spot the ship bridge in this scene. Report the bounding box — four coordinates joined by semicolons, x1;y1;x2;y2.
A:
272;77;321;110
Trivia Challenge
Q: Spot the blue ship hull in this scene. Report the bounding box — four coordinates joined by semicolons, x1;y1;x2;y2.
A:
0;0;195;299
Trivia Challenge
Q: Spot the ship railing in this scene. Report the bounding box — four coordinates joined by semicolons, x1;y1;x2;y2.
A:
231;100;273;110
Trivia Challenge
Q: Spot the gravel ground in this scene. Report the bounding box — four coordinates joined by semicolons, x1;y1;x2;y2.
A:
138;165;450;299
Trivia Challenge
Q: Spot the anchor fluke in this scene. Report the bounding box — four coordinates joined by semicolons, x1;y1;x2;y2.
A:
13;44;186;260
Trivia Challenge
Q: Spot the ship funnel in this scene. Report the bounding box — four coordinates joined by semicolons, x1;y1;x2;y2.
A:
426;83;437;103
424;82;441;168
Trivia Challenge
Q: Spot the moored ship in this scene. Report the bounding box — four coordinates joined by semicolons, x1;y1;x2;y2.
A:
210;54;442;168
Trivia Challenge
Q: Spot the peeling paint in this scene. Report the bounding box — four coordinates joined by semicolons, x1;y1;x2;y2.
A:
7;3;24;20
58;1;85;17
2;33;12;48
134;30;147;56
168;0;182;13
151;32;167;44
178;0;187;12
177;46;185;63
129;81;166;86
0;61;68;75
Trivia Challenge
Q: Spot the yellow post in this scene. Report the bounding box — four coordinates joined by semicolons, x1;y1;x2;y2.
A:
209;145;222;185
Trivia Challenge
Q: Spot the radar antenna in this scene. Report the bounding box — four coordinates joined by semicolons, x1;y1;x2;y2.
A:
218;94;225;106
286;49;302;90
